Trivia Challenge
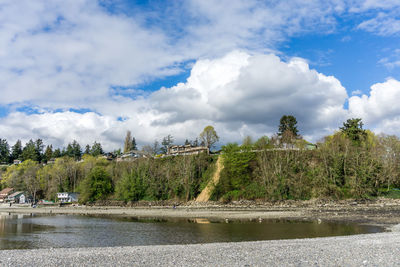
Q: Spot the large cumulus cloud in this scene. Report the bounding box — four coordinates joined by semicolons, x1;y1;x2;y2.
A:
349;79;400;134
150;51;348;141
0;51;349;149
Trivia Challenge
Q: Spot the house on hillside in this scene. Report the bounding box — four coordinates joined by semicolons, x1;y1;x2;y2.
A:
102;152;116;161
56;192;79;203
0;188;14;203
7;191;26;204
116;150;150;162
167;145;209;156
47;158;56;164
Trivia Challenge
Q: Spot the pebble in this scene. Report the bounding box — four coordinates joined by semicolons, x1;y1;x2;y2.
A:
1;231;400;266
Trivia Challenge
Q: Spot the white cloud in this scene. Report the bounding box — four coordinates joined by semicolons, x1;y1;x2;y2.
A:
2;0;400;149
345;0;400;36
0;51;349;148
151;51;347;139
358;13;400;36
0;111;120;150
0;0;351;114
0;0;393;111
0;0;182;109
349;79;400;133
349;0;400;12
379;49;400;69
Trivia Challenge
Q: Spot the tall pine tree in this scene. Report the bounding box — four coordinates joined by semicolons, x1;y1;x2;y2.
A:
0;139;10;164
11;140;22;161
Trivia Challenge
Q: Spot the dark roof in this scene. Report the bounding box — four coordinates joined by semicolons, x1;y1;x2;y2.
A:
8;191;24;198
0;187;14;196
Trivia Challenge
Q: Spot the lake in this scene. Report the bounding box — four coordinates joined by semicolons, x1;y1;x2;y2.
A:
0;213;383;250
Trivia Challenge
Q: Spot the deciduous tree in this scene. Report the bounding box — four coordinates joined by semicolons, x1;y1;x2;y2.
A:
199;126;219;149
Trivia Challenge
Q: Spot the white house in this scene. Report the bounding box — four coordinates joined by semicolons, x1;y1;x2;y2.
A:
56;192;79;203
7;191;26;204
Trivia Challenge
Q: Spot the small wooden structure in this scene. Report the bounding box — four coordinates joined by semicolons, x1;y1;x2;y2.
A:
0;188;14;203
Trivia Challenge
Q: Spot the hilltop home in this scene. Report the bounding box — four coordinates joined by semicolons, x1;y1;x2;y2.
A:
167;145;209;156
7;191;26;204
0;188;14;203
101;152;116;161
56;192;79;203
116;150;150;162
47;158;56;164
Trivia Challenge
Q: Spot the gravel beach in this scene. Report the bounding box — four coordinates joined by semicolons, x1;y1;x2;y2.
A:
1;230;400;266
2;200;400;266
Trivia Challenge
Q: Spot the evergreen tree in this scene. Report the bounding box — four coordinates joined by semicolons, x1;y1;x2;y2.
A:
53;148;62;158
66;143;74;157
43;145;53;163
22;140;38;161
90;141;103;156
35;139;44;162
340;118;367;145
192;138;199;147
72;140;82;160
10;140;22;161
278;115;299;137
161;134;174;154
0;139;10;164
84;144;91;155
66;140;82;160
131;137;137;151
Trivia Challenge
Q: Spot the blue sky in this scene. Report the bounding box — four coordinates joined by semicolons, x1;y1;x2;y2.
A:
0;0;400;150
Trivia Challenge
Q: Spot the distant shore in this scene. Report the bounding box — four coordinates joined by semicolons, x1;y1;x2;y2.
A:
2;198;400;227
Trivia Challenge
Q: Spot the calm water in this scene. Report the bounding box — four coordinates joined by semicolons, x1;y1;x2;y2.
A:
0;213;383;250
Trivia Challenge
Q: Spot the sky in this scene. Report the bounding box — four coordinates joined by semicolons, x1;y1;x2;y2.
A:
0;0;400;151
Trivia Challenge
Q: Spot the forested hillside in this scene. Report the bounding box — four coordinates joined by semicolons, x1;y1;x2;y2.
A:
1;118;400;203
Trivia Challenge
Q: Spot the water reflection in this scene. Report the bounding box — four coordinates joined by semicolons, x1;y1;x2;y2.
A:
0;214;383;250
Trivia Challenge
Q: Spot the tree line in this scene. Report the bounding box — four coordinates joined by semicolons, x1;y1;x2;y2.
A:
212;117;400;200
0;125;220;164
2;117;400;203
0;153;216;203
0;138;104;164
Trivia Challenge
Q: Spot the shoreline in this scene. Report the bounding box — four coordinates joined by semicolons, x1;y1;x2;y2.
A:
2;198;400;227
2;200;400;265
